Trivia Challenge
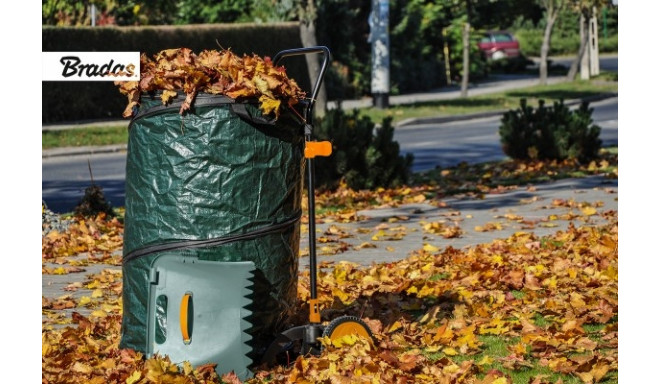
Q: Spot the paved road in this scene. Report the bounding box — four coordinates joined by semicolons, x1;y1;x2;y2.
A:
396;97;618;172
547;55;617;73
41;97;618;213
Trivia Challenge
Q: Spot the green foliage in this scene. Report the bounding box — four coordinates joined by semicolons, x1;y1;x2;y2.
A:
445;16;488;82
43;0;92;26
250;0;296;23
316;0;371;99
313;108;413;191
499;98;601;162
512;6;618;56
388;0;449;93
175;0;253;24
42;0;178;26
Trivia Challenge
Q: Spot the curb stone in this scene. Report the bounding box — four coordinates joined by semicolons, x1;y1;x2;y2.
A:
42;144;128;159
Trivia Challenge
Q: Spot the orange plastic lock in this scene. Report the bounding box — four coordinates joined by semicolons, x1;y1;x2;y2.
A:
309;298;321;323
304;141;332;159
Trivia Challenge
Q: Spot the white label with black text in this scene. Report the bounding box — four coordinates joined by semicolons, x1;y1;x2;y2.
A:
42;52;140;81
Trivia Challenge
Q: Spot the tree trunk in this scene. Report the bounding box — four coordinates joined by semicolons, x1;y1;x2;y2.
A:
589;6;600;76
579;12;589;80
539;13;557;86
299;20;327;119
566;13;589;81
460;22;470;98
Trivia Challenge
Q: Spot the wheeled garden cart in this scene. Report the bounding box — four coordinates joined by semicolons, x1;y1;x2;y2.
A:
119;46;373;380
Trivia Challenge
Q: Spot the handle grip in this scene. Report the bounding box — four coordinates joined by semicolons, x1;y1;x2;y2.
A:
273;46;331;121
180;293;193;344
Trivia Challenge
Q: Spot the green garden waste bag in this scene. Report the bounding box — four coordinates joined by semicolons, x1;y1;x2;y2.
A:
119;92;305;359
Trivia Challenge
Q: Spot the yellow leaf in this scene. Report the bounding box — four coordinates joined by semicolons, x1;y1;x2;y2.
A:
355;242;377;249
53;267;67;275
576;371;594;383
259;95;281;117
42;340;51;356
372;230;386;241
332;288;351;304
581;206;597;216
90;309;107;318
387;321;403;333
333;268;347;284
126;370;142;384
72;361;93;374
423;243;439;252
91;289;104;298
443;364;460;374
443;347;458;356
413;194;426;203
417;284;436;298
492;378;509;384
477;355;494;366
78;296;91;306
182;361;193;376
592;363;610;382
160;90;177;105
332;333;358;348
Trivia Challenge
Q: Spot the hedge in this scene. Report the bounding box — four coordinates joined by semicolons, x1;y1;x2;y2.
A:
42;23;308;124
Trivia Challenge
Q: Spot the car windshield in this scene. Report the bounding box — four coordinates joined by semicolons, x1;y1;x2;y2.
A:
491;33;513;42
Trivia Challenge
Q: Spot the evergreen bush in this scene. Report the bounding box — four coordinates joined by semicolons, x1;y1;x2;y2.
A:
313;108;413;191
499;99;601;162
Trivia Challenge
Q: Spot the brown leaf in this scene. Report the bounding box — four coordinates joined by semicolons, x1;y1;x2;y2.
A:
221;371;243;384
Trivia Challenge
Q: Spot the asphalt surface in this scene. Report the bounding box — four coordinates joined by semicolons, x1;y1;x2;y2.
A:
42;70;618;320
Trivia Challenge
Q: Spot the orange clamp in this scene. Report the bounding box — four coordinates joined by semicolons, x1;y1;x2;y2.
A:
304;141;332;159
309;298;321;323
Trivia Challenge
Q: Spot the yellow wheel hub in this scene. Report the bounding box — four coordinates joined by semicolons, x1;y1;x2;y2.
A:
323;316;374;345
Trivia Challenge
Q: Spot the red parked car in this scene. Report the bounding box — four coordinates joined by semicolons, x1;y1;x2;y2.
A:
478;31;521;60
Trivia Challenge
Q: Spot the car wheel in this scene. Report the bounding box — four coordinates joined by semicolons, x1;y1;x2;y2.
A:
492;50;506;61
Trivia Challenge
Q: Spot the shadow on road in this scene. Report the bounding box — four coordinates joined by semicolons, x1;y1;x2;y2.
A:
42;179;125;214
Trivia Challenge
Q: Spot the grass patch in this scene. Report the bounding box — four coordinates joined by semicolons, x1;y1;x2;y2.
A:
360;80;617;125
425;335;616;384
42;125;128;149
43;79;616;149
429;272;450;281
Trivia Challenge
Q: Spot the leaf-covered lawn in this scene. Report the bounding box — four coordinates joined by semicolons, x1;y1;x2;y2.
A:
42;157;617;384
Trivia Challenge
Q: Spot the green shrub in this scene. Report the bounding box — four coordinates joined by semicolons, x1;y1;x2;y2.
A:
499;99;601;162
313;108;413;191
512;7;618;56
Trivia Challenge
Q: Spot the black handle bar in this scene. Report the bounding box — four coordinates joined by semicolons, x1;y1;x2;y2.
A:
273;46;331;121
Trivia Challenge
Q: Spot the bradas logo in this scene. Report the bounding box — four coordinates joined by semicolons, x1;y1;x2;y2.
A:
60;56;136;78
43;52;140;81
